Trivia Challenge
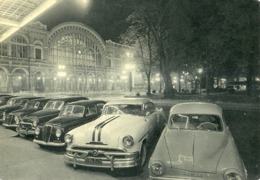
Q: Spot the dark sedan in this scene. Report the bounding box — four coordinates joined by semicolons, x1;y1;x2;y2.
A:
2;98;52;129
33;100;106;147
18;96;88;136
0;96;42;124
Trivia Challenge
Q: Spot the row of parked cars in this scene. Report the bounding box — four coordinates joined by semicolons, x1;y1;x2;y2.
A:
0;94;248;179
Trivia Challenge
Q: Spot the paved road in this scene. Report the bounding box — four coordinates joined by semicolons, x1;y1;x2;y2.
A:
0;126;150;180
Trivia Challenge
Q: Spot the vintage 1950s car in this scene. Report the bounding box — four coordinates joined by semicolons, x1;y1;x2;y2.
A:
2;98;52;128
1;96;42;125
33;100;106;147
64;98;165;171
18;96;88;136
148;102;247;180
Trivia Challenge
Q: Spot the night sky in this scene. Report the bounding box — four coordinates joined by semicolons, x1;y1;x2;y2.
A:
37;0;132;42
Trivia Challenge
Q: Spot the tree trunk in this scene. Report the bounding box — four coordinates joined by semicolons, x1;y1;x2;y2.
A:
157;40;175;98
147;73;151;95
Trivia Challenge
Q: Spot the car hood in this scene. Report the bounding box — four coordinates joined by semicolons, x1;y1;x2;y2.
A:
45;116;84;127
29;109;60;117
164;129;228;173
0;105;20;112
70;114;146;147
12;109;37;116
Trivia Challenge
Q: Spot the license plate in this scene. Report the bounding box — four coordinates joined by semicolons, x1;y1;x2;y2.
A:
85;158;102;165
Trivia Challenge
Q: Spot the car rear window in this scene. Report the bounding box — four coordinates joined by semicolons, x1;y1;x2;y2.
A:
169;114;223;131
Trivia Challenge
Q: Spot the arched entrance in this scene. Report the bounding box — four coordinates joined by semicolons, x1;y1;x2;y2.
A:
86;73;95;91
97;75;105;91
34;72;44;92
12;69;28;92
0;68;8;92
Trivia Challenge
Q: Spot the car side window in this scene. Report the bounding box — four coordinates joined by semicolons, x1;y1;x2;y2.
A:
97;103;105;114
34;102;40;109
88;105;97;115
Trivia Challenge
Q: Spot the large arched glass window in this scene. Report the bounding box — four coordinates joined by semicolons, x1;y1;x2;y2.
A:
49;32;103;68
11;36;28;58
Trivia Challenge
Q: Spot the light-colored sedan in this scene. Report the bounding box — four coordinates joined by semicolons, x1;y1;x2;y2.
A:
148;102;247;180
64;98;165;171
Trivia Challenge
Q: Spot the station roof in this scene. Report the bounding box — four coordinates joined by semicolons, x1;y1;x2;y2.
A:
0;0;61;42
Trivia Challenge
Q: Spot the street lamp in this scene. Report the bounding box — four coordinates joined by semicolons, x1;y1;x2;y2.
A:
198;68;203;95
125;63;135;92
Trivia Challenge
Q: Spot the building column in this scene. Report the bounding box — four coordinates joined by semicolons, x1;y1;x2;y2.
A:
7;74;13;93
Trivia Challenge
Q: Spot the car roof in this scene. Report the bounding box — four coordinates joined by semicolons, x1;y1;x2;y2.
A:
67;100;106;106
0;94;13;97
13;96;43;100
29;98;53;102
106;98;152;105
49;96;88;102
170;102;222;116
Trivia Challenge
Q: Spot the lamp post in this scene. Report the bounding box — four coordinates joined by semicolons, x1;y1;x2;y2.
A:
198;68;203;95
125;63;135;92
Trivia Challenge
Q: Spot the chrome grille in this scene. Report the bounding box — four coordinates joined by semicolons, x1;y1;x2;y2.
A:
6;114;15;124
42;125;53;142
20;122;32;129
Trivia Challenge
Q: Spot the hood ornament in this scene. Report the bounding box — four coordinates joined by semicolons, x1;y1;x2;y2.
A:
92;150;99;156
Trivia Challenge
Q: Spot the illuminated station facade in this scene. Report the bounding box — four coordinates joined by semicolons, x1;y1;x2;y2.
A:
0;21;143;94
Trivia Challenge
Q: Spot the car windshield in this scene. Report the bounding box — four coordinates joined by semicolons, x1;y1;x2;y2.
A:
168;114;223;131
44;101;64;110
0;97;5;104
6;98;16;105
60;105;85;117
13;99;28;106
23;101;40;109
103;104;143;116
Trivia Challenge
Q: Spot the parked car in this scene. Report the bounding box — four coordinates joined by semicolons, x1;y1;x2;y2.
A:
148;102;248;180
33;100;106;148
0;95;17;106
2;98;52;129
18;96;88;136
0;96;42;124
64;98;165;171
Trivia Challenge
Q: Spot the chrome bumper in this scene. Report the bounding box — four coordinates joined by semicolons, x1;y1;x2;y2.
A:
64;148;139;171
18;128;35;135
33;139;66;147
2;123;18;128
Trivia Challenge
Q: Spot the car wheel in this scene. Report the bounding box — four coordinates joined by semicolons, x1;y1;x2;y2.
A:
139;143;147;168
18;131;25;138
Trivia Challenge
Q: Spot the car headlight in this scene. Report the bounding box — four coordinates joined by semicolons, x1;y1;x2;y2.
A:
122;135;134;148
35;127;40;135
64;134;73;143
3;112;6;120
150;161;166;176
55;129;62;138
32;118;39;127
15;115;20;124
224;172;243;180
